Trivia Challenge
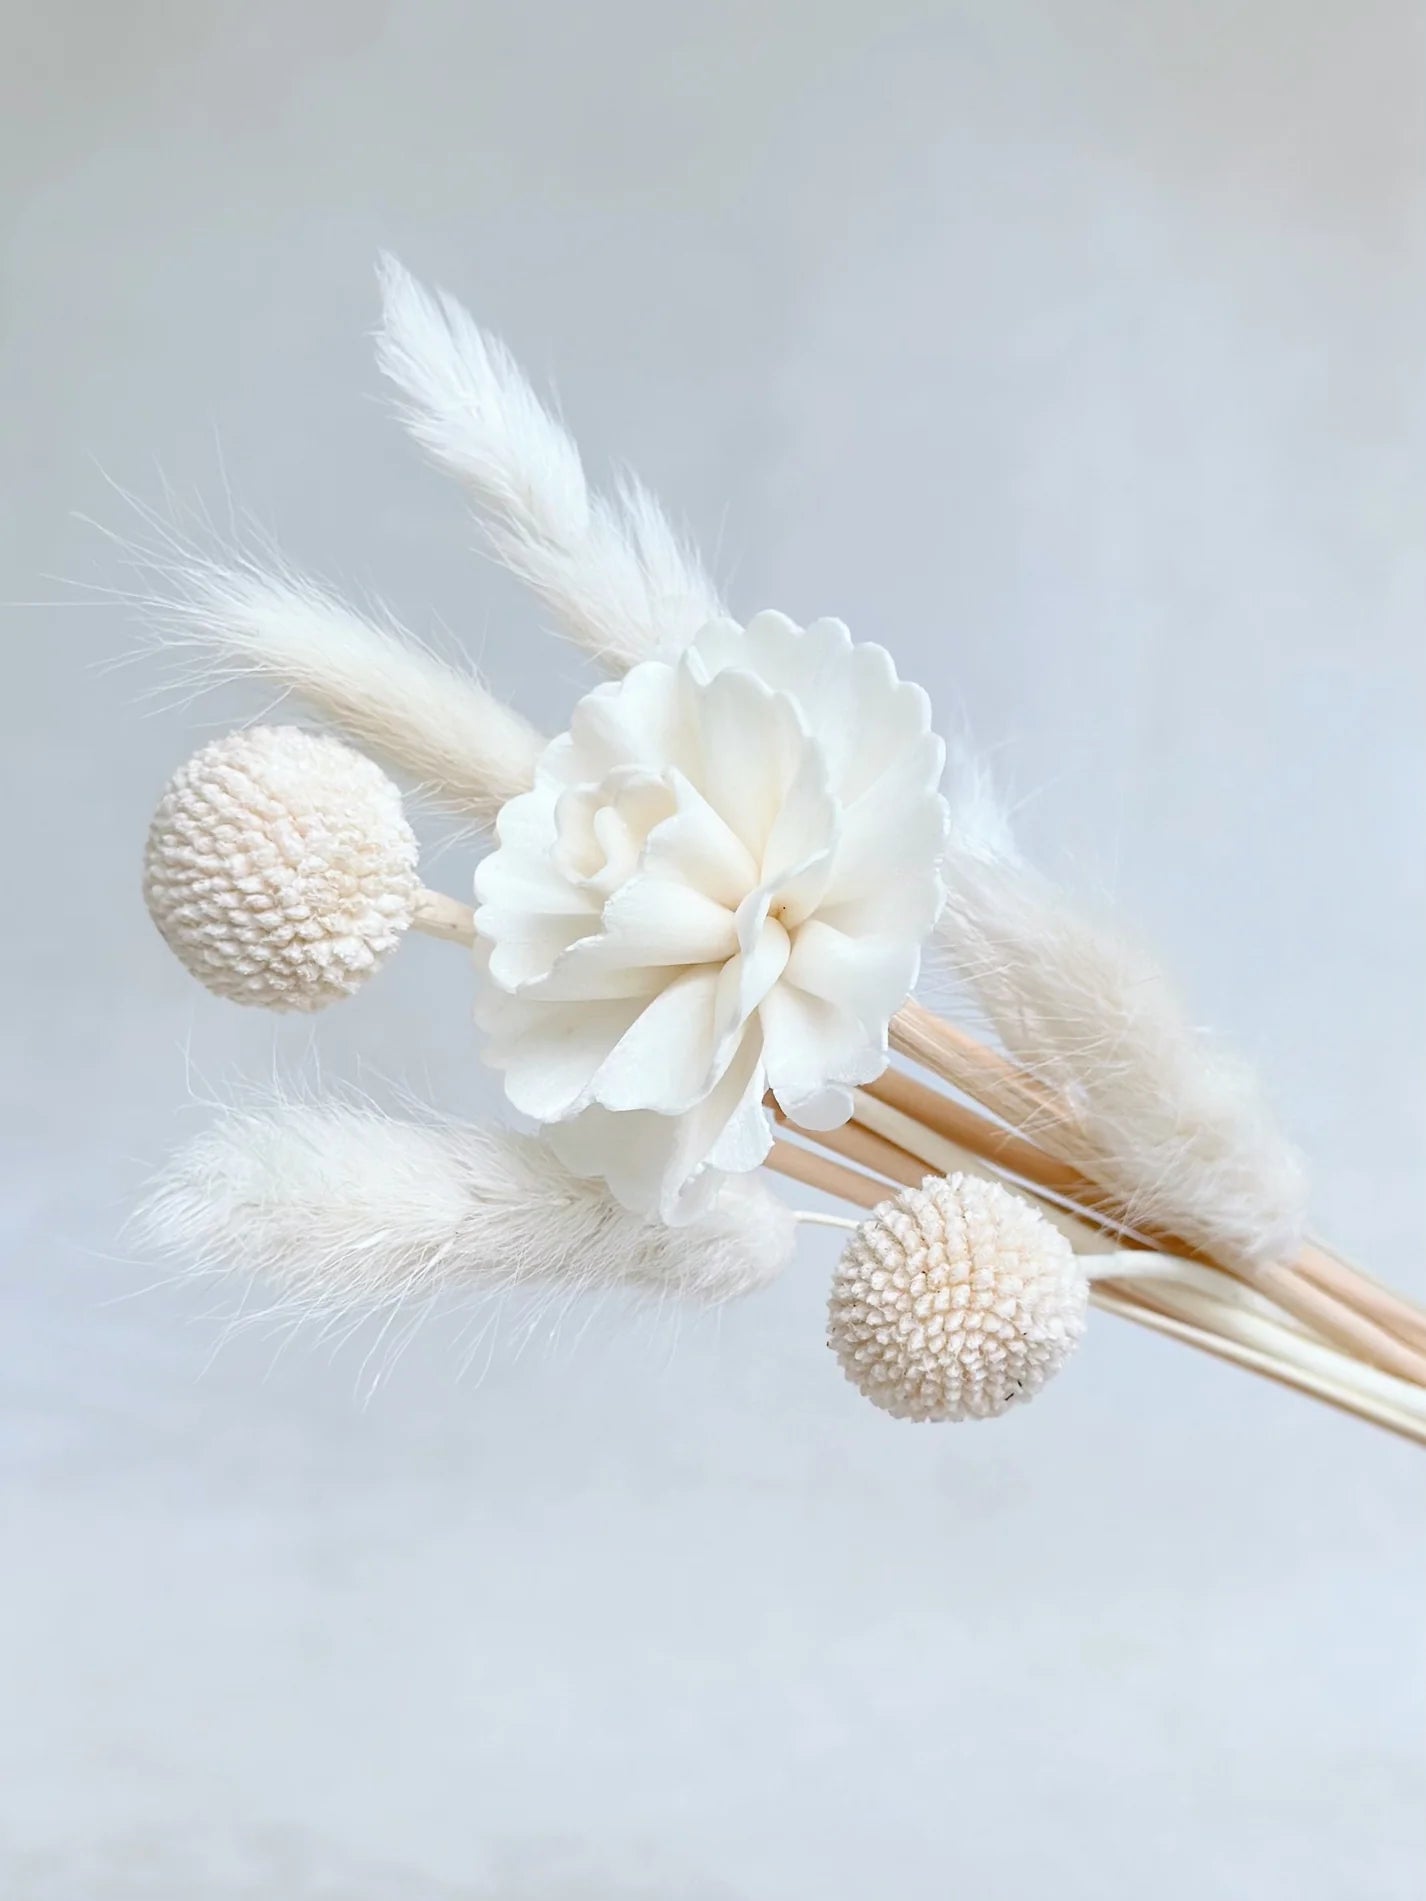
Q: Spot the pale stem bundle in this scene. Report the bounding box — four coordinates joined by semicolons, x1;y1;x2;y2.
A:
407;892;1426;1440
888;1001;1426;1387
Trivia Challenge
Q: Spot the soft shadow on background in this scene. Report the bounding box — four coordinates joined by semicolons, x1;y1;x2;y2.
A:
3;3;1424;1896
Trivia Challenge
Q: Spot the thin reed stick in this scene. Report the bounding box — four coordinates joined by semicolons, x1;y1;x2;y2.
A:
890;1000;1085;1154
883;1014;1426;1386
864;1066;1096;1204
771;1112;1424;1441
1089;1286;1426;1447
1094;1270;1426;1426
851;1091;1355;1359
852;1089;1130;1254
1295;1239;1426;1356
780;1113;926;1191
763;1138;885;1210
397;886;1426;1380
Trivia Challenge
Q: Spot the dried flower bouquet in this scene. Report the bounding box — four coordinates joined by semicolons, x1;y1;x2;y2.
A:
136;261;1426;1444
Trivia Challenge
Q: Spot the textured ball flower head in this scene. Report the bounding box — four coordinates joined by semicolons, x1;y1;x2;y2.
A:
828;1174;1090;1421
475;612;949;1219
144;726;420;1010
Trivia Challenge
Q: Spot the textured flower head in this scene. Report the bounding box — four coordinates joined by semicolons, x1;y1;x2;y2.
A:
475;612;948;1219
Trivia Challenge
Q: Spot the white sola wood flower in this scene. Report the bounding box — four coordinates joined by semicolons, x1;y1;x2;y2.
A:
475;611;948;1219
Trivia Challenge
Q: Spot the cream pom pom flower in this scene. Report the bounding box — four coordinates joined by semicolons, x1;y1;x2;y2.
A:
828;1174;1090;1421
474;612;948;1219
144;725;420;1011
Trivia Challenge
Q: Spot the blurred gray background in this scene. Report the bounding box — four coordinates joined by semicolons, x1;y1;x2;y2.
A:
3;3;1424;1895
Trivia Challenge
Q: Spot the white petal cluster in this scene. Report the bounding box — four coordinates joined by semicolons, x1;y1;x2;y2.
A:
143;726;419;1011
475;613;948;1218
828;1174;1089;1421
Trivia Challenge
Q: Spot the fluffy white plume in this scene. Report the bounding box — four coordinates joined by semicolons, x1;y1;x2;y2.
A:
154;558;543;823
932;765;1307;1270
376;254;723;671
136;1098;797;1317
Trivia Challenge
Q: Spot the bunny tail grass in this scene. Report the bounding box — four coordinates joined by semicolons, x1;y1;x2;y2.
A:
375;255;723;670
154;560;543;822
932;768;1307;1273
136;1099;797;1316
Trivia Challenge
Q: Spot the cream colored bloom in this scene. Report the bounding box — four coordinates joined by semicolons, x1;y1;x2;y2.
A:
475;612;947;1219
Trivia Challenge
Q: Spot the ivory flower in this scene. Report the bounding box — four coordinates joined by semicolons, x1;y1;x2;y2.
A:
474;612;948;1219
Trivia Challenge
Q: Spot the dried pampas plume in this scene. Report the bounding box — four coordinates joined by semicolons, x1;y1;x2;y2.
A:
149;554;543;822
376;254;723;671
137;1097;797;1319
933;761;1307;1272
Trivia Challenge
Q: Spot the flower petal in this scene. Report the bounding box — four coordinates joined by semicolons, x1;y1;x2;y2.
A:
551;770;676;893
759;742;837;892
819;730;947;921
548;1025;771;1222
641;772;759;909
717;910;791;1034
690;611;935;805
783;918;919;1025
546;659;690;783
692;667;805;862
488;995;650;1121
590;965;724;1115
759;982;886;1125
596;875;738;969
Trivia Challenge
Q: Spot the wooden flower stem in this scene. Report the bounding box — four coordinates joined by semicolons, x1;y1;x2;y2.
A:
765;1125;1426;1444
412;885;1426;1391
764;1138;883;1210
1086;1287;1426;1446
885;1004;1426;1387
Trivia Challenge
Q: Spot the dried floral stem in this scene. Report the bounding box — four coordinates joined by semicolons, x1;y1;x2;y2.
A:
412;889;481;944
771;1115;1426;1442
886;1002;1426;1385
1088;1286;1426;1446
403;890;1426;1387
775;1110;926;1192
889;1001;1078;1153
853;1085;1426;1368
792;1093;1426;1436
864;1065;1099;1206
845;1091;1382;1366
853;1090;1140;1253
764;1138;884;1209
1295;1239;1426;1356
1091;1268;1426;1427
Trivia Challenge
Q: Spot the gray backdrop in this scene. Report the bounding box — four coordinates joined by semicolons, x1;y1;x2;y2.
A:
3;3;1423;1896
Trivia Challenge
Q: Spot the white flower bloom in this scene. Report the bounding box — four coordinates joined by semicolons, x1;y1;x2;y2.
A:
474;612;948;1219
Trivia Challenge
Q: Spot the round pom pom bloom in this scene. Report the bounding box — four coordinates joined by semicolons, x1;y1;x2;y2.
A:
144;726;420;1011
827;1173;1089;1421
475;612;948;1221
